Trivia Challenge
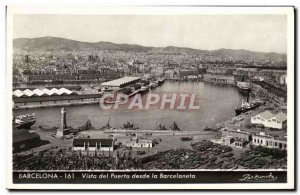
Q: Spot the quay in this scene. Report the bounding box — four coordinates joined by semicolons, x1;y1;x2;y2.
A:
12;76;162;109
103;129;215;136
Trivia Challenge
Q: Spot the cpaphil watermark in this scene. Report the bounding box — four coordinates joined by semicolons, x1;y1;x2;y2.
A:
99;93;200;110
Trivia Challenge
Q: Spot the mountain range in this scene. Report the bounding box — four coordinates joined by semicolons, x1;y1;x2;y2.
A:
13;37;287;61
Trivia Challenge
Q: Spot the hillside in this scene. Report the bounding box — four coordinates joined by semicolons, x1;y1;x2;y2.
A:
13;37;287;61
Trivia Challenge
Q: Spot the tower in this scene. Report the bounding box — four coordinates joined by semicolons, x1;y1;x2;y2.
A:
61;107;67;129
56;107;71;138
25;55;29;63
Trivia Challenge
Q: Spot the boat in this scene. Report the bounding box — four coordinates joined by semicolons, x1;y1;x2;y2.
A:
170;121;181;131
104;97;122;104
101;87;113;92
234;99;261;116
128;89;141;98
156;123;168;130
131;83;141;90
100;119;111;130
103;92;128;104
138;86;149;95
203;126;218;132
149;81;158;89
39;125;58;131
13;113;36;129
158;78;165;86
77;119;94;131
181;136;193;141
117;87;132;95
237;81;251;95
123;121;139;130
141;80;150;86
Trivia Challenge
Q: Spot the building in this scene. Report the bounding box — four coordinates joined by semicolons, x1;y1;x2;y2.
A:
165;69;179;79
234;138;246;148
233;68;259;78
72;138;114;152
252;132;287;150
221;128;252;142
273;73;287;85
21;68;121;83
126;137;153;148
221;136;234;146
251;110;273;126
13;88;76;98
279;75;287;85
206;67;229;74
13;88;102;109
251;81;286;103
13;128;41;152
101;77;141;88
155;67;164;76
203;74;235;85
218;128;252;148
179;69;198;79
213;128;287;150
251;110;287;129
268;112;288;129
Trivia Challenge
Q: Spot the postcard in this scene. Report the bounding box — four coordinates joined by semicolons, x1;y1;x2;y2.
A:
6;6;295;190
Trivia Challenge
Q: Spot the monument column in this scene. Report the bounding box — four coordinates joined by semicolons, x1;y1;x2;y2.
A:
56;107;71;138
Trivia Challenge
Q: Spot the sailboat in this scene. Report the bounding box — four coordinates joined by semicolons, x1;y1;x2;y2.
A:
100;119;111;130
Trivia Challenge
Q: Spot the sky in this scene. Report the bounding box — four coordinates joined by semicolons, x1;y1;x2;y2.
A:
13;14;287;53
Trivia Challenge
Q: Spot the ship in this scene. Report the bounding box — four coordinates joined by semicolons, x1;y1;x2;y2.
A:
237;81;251;95
13;113;36;129
234;99;261;116
149;81;159;89
181;136;193;141
138;86;149;95
158;78;165;86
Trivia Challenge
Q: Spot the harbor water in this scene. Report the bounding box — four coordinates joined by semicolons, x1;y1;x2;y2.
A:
13;81;246;131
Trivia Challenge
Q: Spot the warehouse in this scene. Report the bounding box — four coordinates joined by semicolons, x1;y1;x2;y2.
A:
13;93;103;108
101;77;141;88
13;88;76;97
251;110;287;129
72;138;114;153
